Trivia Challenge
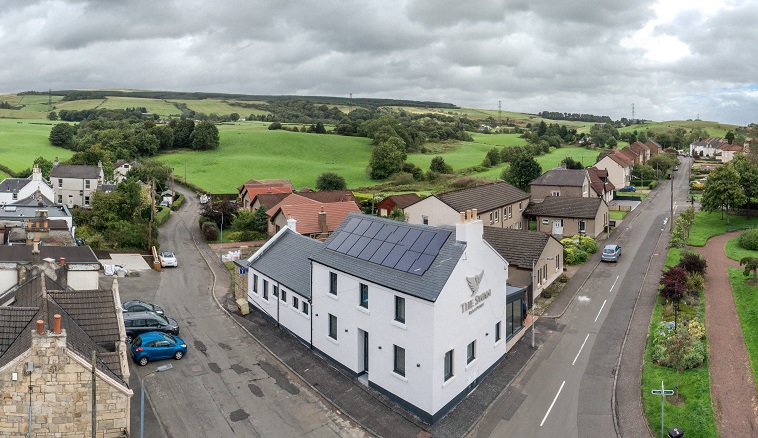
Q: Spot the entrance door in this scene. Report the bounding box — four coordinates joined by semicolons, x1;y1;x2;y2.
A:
552;219;564;235
363;331;369;372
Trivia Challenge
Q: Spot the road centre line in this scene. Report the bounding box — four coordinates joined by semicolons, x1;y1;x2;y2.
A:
540;380;566;427
610;275;619;291
595;299;607;322
573;333;590;366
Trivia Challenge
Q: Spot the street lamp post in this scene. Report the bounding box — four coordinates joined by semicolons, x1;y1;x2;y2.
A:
532;256;556;348
140;364;173;438
212;209;225;262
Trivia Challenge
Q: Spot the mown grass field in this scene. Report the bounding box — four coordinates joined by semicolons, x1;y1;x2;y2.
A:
172;99;270;117
0;119;74;171
96;97;181;115
728;267;758;393
688;212;758;246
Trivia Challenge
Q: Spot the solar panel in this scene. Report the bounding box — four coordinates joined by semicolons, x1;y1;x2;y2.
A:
326;231;350;250
369;241;395;264
395;250;421;272
385;227;409;244
373;223;396;241
357;239;383;260
347;236;372;257
399;228;422;248
410;231;435;253
363;221;384;239
343;217;362;233
336;233;361;253
353;220;372;236
423;231;450;255
410;254;436;275
381;245;407;268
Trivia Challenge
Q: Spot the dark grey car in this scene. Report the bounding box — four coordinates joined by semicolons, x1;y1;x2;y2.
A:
123;311;179;343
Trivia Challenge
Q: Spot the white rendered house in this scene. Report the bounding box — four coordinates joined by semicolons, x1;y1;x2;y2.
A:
244;211;525;423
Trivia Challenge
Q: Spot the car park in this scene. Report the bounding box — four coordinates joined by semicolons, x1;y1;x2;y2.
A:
601;244;622;262
618;186;636;192
122;299;164;315
130;331;187;366
160;251;178;267
123;311;180;343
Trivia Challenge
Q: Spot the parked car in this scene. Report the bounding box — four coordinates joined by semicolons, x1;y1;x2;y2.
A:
122;299;164;315
160;199;171;207
673;166;679;171
160;251;178;267
601;244;622;262
74;237;86;246
618;186;636;192
130;331;187;366
123;311;179;343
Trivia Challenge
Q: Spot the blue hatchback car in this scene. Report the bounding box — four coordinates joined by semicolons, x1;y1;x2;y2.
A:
601;244;622;262
131;331;187;366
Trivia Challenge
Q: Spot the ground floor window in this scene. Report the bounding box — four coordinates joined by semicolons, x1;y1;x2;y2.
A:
505;297;525;340
467;341;476;364
444;350;454;381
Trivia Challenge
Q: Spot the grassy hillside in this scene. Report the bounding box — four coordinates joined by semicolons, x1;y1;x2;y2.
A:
0;119;74;171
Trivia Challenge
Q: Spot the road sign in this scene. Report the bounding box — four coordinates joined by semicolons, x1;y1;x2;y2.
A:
651;389;674;395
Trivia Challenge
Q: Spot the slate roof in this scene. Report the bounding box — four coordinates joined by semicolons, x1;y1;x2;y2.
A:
276;202;363;235
50;164;101;179
530;168;588;187
248;229;324;298
386;193;422;209
0;178;33;193
0;275;126;384
436;181;530;213
310;213;465;302
523;197;605;219
482;227;559;270
11;193;56;206
0;246;99;264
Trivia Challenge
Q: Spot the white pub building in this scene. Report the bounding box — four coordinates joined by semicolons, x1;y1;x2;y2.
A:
243;211;525;423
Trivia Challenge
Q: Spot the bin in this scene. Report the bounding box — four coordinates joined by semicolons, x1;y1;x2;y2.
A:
668;427;684;438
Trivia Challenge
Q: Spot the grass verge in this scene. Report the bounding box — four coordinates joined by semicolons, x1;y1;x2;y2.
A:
689;212;758;247
724;237;758;262
727;267;758;392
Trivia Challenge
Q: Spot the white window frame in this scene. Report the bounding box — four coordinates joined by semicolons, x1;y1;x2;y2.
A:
329;272;338;296
466;341;476;365
444;350;454;381
393;345;406;377
494;210;499;223
328;314;337;340
394;296;405;324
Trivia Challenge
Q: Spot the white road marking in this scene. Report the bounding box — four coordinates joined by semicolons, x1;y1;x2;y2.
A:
541;380;566;427
610;275;619;291
577;295;590;302
573;333;590;366
595;299;607;322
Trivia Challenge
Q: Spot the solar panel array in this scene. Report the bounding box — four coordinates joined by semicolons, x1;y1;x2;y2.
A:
326;217;450;276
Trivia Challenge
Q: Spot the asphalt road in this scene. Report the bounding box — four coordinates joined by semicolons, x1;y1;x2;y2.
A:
118;188;364;438
480;160;692;437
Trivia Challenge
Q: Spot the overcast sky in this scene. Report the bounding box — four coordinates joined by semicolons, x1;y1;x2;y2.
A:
1;0;756;125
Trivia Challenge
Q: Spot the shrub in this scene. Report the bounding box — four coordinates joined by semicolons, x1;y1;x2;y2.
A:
686;272;704;292
268;122;282;130
154;206;171;227
739;228;758;251
576;235;598;254
678;252;707;275
651;322;707;370
202;222;219;241
564;247;588;265
557;273;570;283
171;193;185;211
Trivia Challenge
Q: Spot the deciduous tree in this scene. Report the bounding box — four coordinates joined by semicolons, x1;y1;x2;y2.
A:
701;163;746;219
190;120;220;150
316;172;347;191
369;137;405;180
500;154;542;191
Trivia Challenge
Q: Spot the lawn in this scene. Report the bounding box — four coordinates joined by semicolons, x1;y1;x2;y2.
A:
155;128;375;192
727;267;758;393
724;237;758;262
0;119;74;172
642;294;717;437
609;210;627;220
688;212;758;247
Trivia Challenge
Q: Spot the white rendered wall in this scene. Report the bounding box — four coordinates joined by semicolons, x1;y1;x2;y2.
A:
404;197;460;227
67;271;99;290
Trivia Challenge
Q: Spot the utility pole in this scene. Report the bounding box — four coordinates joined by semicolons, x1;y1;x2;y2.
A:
349;93;353;115
631;103;635;122
498;100;502;124
670;175;674;231
148;177;154;250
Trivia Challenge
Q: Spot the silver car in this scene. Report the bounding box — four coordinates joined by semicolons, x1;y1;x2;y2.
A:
601;244;622;262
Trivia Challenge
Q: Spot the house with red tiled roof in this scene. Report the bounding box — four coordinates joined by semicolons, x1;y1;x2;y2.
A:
594;150;632;189
587;167;615;203
237;179;294;210
297;189;360;208
719;142;745;163
269;202;362;240
645;140;663;155
376;193;422;217
618;146;642;165
251;192;291;212
629;141;651;164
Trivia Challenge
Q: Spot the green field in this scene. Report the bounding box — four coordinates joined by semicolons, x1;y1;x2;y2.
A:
155;126;375;192
96;97;182;116
172;99;270;117
0;119;74;171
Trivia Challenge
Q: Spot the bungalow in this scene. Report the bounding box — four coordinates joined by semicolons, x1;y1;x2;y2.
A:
482;227;564;300
237;179;294;210
404;182;530;230
529;168;591;202
242;211;520;423
268;201;362;239
523;197;609;239
376;193;422;217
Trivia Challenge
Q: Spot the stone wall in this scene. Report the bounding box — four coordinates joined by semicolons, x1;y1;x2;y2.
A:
0;329;131;437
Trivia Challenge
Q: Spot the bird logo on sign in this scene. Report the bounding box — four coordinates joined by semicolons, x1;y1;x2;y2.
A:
467;271;484;295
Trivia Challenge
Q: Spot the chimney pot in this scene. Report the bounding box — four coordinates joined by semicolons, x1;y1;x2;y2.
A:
459;212;465;223
471;208;477;219
54;314;61;334
60;257;65;266
36;320;44;335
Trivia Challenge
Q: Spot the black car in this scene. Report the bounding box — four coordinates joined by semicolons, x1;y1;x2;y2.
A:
123;311;179;343
122;299;164;315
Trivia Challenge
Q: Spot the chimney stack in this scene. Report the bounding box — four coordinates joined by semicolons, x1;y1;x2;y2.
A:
286;214;297;232
455;209;483;243
53;314;61;334
36;320;44;335
318;207;328;234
